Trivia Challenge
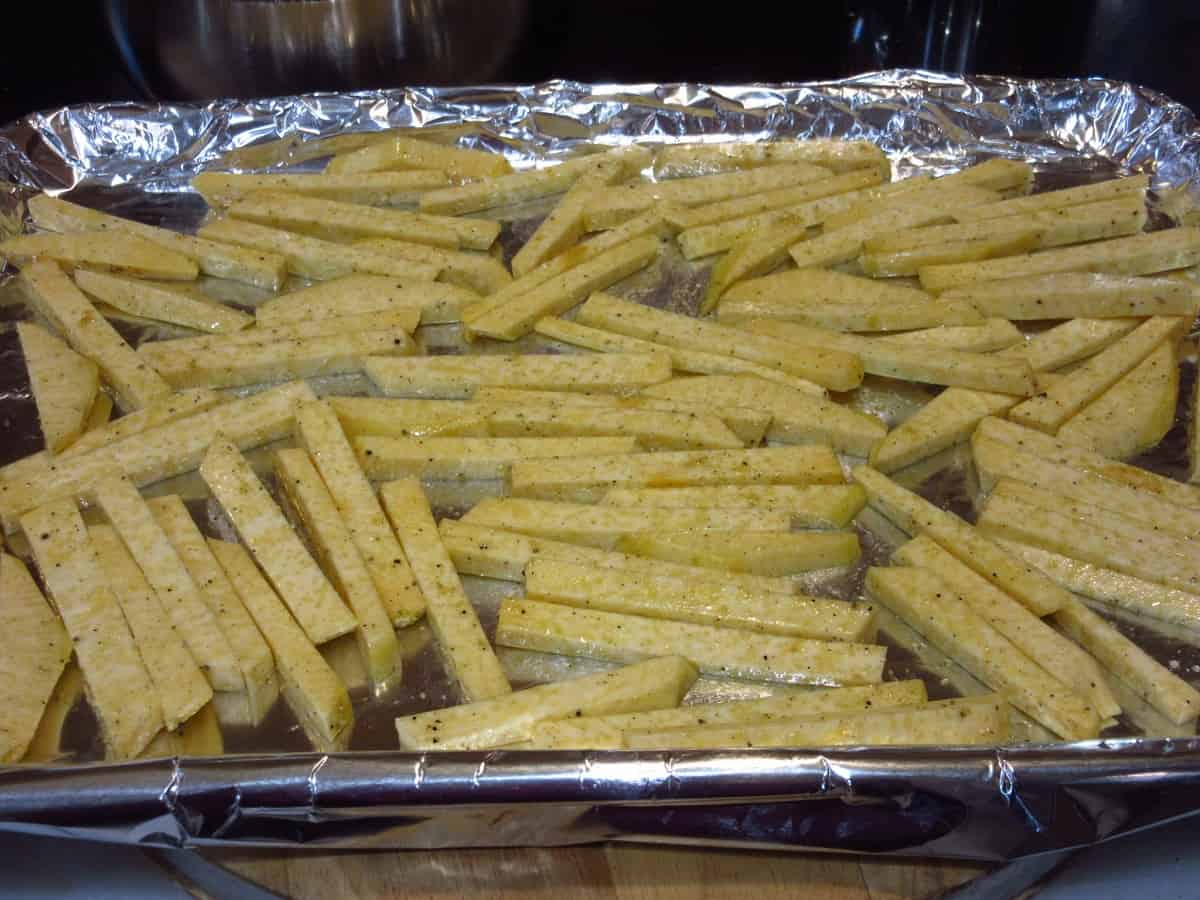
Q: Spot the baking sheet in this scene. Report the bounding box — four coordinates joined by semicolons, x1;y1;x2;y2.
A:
2;70;1200;858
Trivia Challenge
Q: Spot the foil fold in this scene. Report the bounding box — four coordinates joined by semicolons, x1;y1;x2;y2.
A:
1;70;1200;857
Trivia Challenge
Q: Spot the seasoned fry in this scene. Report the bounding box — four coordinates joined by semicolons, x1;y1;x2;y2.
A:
532;316;826;395
354;237;511;295
199;218;440;281
893;536;1120;719
295;401;426;627
255;275;475;327
199;438;358;645
81;391;114;435
862;231;1043;277
74;270;253;334
461;496;791;549
0;553;71;763
20;260;173;411
625;695;1009;749
484;404;742;450
419;154;621;215
327;397;489;439
524;681;927;749
395;656;697;750
496;598;886;686
209;539;353;751
21;500;161;759
366;351;671;399
148;495;278;722
852;465;1071;616
439;519;801;596
918;227;1200;292
54;388;224;460
354;435;641;480
0;381;310;534
192;170;450;207
942;271;1199;320
2;231;198;280
641;373;885;456
1009;316;1186;432
742;318;1036;395
379;479;511;702
953;175;1149;222
601;484;867;528
17;322;98;453
866;566;1100;739
509;445;845;503
144;327;415;390
525;558;876;640
28;193;287;290
873;320;1023;353
616;530;860;575
92;473;242;692
465;235;662;341
653;139;887;178
575;292;863;391
88;524;213;730
327;134;512;179
274;449;400;688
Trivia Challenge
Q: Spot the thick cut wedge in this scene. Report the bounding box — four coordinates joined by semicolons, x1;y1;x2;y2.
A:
601;484;866;528
918;227;1200;292
20;260;172;412
894;535;1120;719
395;656;697;750
209;539;353;751
366;351;671;399
496;598;886;686
641;373;885;456
575;292;863;391
88;524;213;730
147;495;278;722
1057;340;1179;459
379;479;511;702
199;438;357;645
523;680;927;749
74;270;253;333
616;530;860;575
355;435;640;481
532;316;825;394
295;401;425;627
256;275;474;327
2;231;197;280
462;497;791;550
92;474;242;692
526;558;873;641
866;566;1100;740
510;445;844;503
0;553;71;763
466;235;662;341
439;519;800;596
274;449;400;689
17;322;99;453
21;500;161;759
1009;316;1186;433
851;465;1071;616
625;695;1009;749
27;193;286;290
0;381;313;534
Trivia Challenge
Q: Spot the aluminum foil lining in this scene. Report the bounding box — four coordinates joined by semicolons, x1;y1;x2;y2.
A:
2;70;1200;858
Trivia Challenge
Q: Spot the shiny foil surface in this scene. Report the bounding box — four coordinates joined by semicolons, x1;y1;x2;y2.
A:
2;71;1200;858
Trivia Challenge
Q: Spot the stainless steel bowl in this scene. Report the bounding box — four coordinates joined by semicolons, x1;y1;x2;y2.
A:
105;0;529;100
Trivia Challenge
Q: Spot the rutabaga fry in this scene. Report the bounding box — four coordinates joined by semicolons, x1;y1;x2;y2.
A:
616;530;861;576
255;275;475;327
74;269;253;333
354;435;642;480
379;479;511;702
16;322;98;453
325;134;512;179
601;484;867;528
495;597;886;686
1;231;198;280
192;170;451;208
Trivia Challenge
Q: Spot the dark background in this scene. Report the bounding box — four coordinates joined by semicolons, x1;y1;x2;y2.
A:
1;1;1198;124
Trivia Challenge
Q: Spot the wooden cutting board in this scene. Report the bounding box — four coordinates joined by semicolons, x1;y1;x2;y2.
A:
203;845;989;899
